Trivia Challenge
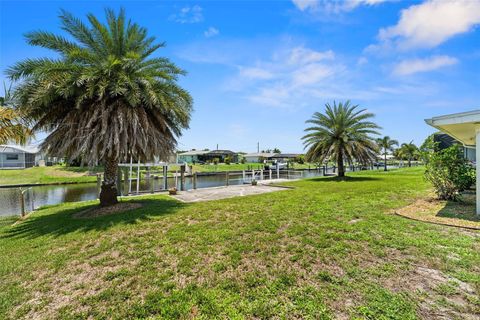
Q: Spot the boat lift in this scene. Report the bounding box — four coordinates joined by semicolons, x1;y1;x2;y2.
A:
115;159;187;196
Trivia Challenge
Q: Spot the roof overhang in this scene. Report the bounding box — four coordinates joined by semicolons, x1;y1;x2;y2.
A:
425;110;480;147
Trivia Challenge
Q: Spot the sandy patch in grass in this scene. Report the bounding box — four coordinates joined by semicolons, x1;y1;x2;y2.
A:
73;202;142;218
395;196;480;230
384;265;479;319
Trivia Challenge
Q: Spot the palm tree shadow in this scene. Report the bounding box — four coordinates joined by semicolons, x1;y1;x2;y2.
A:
1;197;187;240
308;176;382;182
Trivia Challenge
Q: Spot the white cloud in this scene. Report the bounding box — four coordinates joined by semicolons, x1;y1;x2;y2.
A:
292;63;337;86
170;5;203;24
292;0;318;11
288;47;334;65
393;55;458;76
239;67;274;80
292;0;389;13
357;57;368;65
204;27;219;38
377;0;480;50
232;46;343;107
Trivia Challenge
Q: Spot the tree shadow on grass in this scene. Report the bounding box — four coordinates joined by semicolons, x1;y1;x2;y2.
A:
0;197;187;239
307;176;382;183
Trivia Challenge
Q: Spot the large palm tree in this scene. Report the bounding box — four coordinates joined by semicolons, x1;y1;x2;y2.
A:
7;9;193;206
376;136;398;171
399;141;418;167
302;101;380;177
0;83;31;145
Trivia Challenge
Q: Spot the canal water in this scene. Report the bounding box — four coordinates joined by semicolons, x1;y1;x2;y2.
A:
0;166;392;217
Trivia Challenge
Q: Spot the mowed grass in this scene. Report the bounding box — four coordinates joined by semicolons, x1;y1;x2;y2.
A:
0;167;479;319
0;166;100;185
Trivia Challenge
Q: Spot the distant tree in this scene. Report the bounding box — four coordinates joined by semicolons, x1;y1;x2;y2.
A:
295;154;305;164
419;134;436;163
8;9;192;206
399;141;419;167
0;83;31;145
272;147;281;153
376;136;398;171
302;101;380;177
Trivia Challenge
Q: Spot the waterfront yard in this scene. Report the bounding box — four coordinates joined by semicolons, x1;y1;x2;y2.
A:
0;167;478;319
0;166;99;186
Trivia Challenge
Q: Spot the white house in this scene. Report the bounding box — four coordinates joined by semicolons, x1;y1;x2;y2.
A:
425;110;480;215
0;145;39;169
243;152;277;163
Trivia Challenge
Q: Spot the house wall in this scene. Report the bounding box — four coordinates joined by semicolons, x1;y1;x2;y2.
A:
244;156;261;163
177;155;198;163
465;147;476;162
0;152;26;168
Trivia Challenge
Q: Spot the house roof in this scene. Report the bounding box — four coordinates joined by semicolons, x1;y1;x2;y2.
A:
0;144;39;154
270;153;300;158
244;152;277;158
425;110;480;146
178;150;236;156
178;150;209;156
207;150;235;155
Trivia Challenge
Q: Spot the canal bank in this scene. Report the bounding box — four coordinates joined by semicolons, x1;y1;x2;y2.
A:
0;165;406;217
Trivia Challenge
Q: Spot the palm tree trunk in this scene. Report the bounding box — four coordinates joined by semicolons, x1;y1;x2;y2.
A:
384;153;387;171
100;156;119;207
408;158;412;167
337;152;345;177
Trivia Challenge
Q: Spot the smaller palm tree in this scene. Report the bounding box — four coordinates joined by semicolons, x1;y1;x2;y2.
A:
399;141;418;167
302;101;380;177
376;136;398;171
0;83;31;145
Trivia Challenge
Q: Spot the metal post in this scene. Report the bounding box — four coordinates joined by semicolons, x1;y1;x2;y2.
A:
269;169;272;180
163;165;168;190
136;160;141;194
277;166;280;179
175;170;178;189
151;175;155;193
129;155;133;194
242;170;245;182
193;172;197;189
323;166;326;176
180;165;185;191
226;171;229;186
260;169;263;180
19;188;25;217
251;169;255;181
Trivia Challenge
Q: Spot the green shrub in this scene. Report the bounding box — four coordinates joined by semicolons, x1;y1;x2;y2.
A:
424;146;475;200
224;156;231;165
240;157;246;164
295;155;305;164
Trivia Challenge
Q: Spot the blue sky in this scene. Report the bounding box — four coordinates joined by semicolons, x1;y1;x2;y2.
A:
1;0;479;153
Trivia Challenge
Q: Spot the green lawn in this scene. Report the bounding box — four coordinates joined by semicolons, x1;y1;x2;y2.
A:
0;167;478;319
0;166;100;186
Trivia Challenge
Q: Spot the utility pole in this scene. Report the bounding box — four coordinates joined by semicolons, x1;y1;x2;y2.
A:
257;142;259;153
216;144;218;150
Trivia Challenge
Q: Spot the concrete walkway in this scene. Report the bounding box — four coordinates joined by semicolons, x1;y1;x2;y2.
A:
171;182;292;203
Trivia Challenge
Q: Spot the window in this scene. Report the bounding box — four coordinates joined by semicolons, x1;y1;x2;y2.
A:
6;154;19;160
